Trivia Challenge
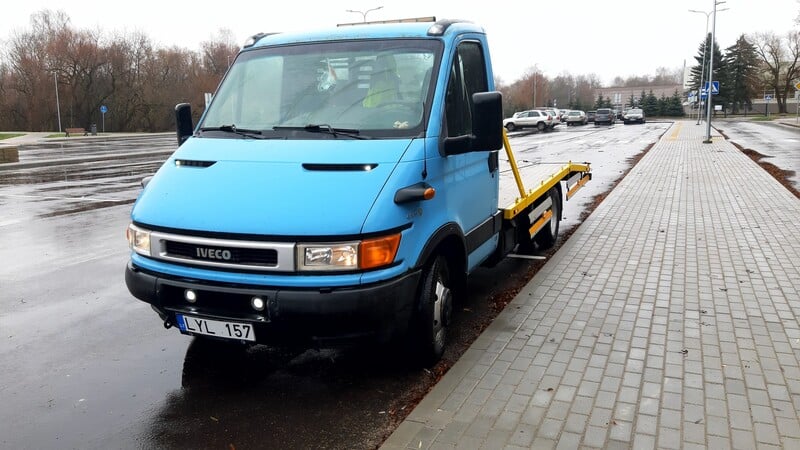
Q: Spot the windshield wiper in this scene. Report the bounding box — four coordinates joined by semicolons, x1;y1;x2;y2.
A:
273;124;369;140
200;124;267;139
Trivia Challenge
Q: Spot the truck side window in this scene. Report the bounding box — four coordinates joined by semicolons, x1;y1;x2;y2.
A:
445;41;488;138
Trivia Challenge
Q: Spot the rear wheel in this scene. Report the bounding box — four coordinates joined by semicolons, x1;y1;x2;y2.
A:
537;122;545;132
411;255;452;367
534;187;561;249
516;187;562;254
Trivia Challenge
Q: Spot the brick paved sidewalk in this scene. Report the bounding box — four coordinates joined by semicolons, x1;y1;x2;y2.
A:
382;120;800;449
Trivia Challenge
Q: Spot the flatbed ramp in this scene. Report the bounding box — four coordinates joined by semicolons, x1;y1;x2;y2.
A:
496;132;591;220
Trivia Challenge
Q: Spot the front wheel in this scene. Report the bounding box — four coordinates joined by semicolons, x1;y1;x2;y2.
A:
505;123;516;132
411;255;452;366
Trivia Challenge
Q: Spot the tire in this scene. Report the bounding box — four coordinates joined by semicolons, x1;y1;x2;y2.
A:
411;255;452;367
516;186;562;254
537;122;545;132
505;123;516;132
533;187;561;249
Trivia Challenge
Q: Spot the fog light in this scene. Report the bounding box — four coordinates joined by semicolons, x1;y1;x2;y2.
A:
251;296;265;311
185;289;197;303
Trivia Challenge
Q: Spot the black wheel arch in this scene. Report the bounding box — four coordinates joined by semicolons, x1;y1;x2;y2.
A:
414;223;468;297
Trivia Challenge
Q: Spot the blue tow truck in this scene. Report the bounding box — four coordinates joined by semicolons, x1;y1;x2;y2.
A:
125;17;591;365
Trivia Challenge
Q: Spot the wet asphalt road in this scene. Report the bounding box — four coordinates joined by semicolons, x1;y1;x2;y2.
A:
714;119;800;191
0;121;794;449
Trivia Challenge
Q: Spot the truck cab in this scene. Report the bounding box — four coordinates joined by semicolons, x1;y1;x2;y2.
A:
126;18;506;365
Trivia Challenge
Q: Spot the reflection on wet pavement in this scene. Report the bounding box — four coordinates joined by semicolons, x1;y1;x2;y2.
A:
1;137;172;223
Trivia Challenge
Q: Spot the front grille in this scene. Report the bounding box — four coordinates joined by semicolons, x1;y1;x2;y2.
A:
165;241;278;266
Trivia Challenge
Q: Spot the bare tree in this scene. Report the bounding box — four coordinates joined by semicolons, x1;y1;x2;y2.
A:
751;30;800;113
574;74;602;110
103;30;155;131
796;0;800;25
201;29;238;78
4;10;74;130
652;66;682;85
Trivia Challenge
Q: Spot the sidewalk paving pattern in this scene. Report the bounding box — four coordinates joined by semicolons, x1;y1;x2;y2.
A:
382;120;800;449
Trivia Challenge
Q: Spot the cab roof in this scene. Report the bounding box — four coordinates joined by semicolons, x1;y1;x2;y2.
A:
246;19;486;48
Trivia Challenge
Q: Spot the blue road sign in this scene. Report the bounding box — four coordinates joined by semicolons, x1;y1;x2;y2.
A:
704;81;720;95
765;94;773;101
100;105;108;114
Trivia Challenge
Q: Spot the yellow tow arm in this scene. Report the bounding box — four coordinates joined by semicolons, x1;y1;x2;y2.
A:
501;129;591;220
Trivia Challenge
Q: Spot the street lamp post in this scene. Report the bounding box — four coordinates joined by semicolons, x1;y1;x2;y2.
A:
346;6;383;22
704;1;726;144
689;6;728;126
53;72;62;133
688;9;710;125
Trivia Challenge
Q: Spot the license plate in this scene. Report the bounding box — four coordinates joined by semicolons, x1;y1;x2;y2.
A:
175;314;255;342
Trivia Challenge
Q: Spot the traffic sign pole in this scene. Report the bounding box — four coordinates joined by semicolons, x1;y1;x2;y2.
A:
764;94;772;117
100;105;108;133
795;82;800;124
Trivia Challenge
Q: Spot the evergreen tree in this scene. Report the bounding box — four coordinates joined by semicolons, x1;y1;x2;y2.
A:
723;35;760;114
628;92;637;107
690;34;727;113
657;93;668;116
595;94;606;109
642;90;659;117
666;90;685;116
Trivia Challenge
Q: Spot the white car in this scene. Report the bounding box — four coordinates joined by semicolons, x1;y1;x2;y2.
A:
503;110;552;132
623;108;646;124
565;110;587;126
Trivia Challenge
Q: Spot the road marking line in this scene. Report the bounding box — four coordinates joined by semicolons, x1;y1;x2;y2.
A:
668;122;682;140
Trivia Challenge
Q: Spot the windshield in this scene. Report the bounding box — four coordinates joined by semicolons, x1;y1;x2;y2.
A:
200;39;441;139
628;109;643;114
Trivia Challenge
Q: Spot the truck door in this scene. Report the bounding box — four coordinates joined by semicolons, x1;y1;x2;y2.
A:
442;39;499;269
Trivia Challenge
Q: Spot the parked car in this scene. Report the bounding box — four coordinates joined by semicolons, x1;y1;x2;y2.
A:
558;109;571;123
594;108;616;125
503;109;552;132
542;109;561;129
587;110;596;123
623;108;646;124
565;110;587;126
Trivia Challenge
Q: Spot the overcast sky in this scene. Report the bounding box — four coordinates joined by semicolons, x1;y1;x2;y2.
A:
2;0;798;86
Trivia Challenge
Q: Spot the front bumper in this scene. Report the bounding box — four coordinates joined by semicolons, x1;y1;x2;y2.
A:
125;262;421;347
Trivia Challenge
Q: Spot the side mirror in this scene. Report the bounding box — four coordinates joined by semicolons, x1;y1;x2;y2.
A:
471;91;503;150
443;91;503;155
175;103;193;146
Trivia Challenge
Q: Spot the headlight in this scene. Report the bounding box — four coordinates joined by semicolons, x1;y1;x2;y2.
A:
297;233;401;272
300;243;359;271
126;224;152;256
